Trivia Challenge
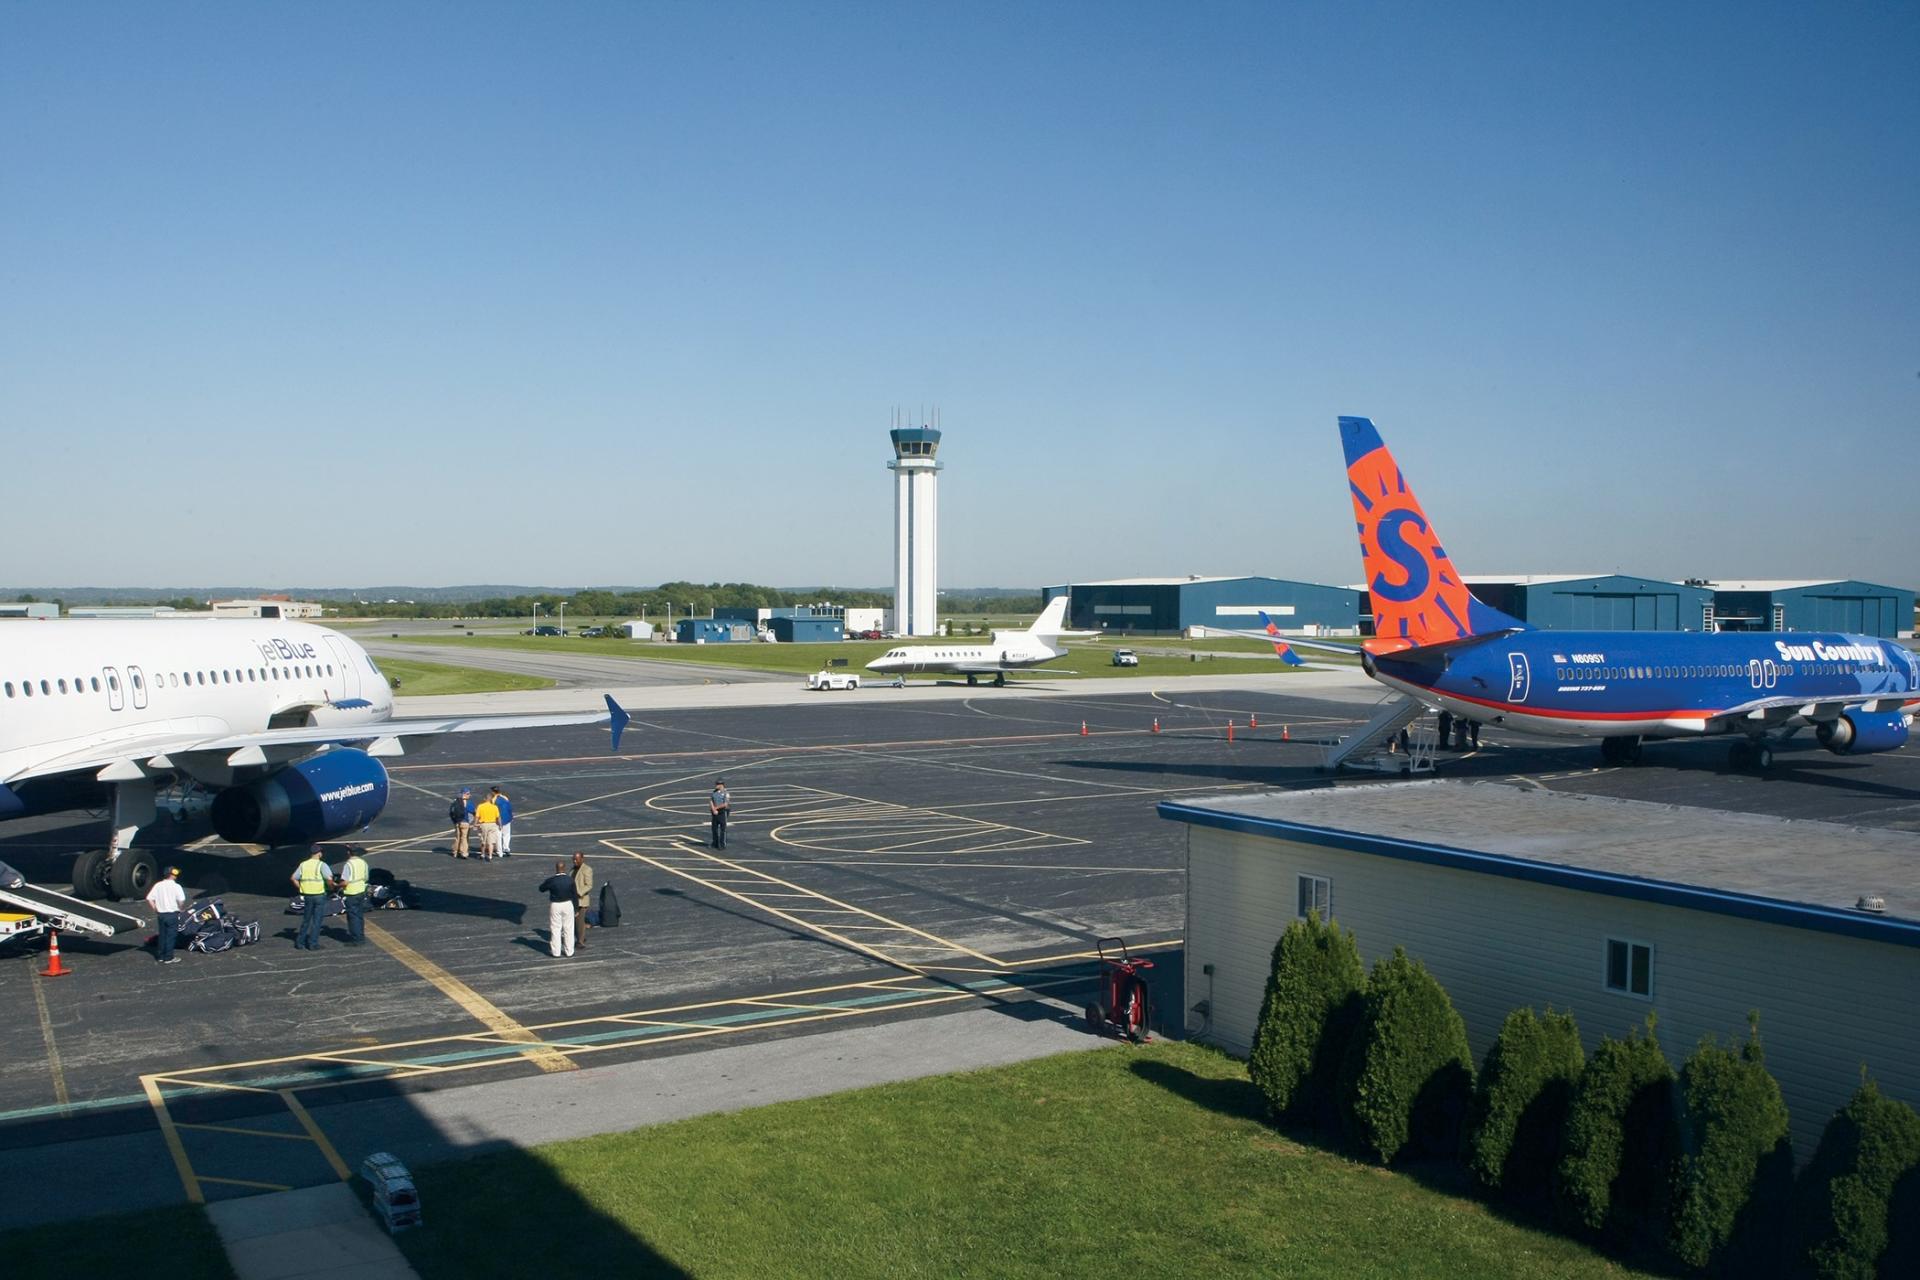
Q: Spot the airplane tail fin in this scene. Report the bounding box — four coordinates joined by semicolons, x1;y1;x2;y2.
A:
1257;611;1306;666
1340;416;1528;647
1028;595;1071;637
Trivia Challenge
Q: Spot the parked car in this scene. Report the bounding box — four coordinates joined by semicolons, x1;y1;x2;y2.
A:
806;670;861;691
577;626;606;637
523;625;567;636
854;628;886;640
1112;649;1140;667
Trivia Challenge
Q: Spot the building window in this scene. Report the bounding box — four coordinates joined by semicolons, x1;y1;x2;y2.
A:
1297;874;1331;922
1605;937;1652;999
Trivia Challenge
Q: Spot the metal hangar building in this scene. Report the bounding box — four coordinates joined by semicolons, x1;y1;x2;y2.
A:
1459;574;1716;632
1048;576;1359;636
1707;580;1914;638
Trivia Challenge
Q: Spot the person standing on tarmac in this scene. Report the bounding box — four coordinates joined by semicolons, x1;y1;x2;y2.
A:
292;845;331;950
146;865;187;965
538;860;577;957
336;846;371;946
492;786;514;857
709;778;730;850
450;788;473;859
571;851;594;948
474;790;501;861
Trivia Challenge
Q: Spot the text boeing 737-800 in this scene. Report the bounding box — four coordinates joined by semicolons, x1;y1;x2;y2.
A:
1258;417;1920;769
0;619;629;899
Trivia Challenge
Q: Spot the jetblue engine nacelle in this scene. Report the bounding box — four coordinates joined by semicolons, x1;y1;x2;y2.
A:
210;749;390;845
1816;711;1911;756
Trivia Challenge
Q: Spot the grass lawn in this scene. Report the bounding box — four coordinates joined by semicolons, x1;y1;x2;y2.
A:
393;633;1319;681
2;1204;234;1280
375;656;555;696
387;1041;1653;1280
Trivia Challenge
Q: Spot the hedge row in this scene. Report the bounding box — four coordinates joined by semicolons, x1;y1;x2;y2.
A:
1247;915;1920;1276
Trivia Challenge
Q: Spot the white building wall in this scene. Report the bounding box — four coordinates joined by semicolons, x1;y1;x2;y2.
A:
912;467;937;635
1183;826;1920;1160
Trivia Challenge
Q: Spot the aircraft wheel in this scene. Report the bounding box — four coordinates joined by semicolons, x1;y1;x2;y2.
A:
1754;744;1774;771
71;849;109;899
108;849;159;901
994;674;1006;687
1625;739;1643;765
966;675;977;687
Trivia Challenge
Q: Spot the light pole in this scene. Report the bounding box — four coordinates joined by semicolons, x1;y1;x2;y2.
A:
558;601;567;633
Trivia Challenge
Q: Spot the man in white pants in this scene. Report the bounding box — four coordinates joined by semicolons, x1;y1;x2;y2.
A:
538;860;576;957
491;785;513;857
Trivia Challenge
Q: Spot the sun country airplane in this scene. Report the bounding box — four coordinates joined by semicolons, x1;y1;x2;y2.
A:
864;596;1096;686
0;619;628;900
1247;417;1920;770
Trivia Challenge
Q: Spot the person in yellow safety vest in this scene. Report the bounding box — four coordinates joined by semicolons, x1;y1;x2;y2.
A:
336;846;371;946
292;845;331;951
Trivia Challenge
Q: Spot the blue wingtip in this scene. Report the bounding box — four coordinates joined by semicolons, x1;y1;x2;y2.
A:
604;694;631;753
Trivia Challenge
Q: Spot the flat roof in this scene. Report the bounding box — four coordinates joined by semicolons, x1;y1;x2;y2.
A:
1160;781;1920;948
1707;580;1839;592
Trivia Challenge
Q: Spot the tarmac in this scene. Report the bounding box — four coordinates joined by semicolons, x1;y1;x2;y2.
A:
3;664;1918;1253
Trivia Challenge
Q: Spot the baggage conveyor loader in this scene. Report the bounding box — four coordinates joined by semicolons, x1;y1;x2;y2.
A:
0;860;144;948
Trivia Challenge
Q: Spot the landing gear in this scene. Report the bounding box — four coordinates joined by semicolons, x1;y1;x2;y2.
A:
993;673;1007;687
1730;741;1774;771
965;674;978;687
109;849;159;900
72;849;110;899
1600;735;1643;766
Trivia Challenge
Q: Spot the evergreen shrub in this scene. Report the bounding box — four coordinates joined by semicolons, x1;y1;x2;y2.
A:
1555;1018;1681;1253
1671;1018;1792;1273
1795;1077;1920;1280
1247;913;1365;1127
1465;1006;1585;1205
1339;947;1473;1164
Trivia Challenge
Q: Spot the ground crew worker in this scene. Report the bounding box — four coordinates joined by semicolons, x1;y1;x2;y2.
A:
146;865;187;965
492;785;514;857
292;845;331;950
571;851;594;948
538;860;577;957
474;791;501;860
449;788;472;858
336;846;371;945
709;778;730;850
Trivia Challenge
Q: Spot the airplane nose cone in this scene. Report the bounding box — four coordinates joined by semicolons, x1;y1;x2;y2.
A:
864;659;883;671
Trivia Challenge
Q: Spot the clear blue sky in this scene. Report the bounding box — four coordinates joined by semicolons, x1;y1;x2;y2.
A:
4;2;1915;590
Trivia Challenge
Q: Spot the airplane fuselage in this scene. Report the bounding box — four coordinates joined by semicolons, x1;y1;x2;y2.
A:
1372;629;1920;740
0;620;394;807
864;637;1069;676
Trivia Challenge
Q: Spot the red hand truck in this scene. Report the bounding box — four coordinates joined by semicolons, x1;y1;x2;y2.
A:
1084;936;1153;1043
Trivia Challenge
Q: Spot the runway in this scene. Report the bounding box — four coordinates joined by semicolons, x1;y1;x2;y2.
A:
2;679;1917;1226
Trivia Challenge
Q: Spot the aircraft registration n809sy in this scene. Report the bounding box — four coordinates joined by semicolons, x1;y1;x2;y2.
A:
1247;417;1920;770
0;619;628;900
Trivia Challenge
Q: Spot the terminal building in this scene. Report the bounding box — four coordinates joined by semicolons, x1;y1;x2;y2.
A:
1161;782;1920;1160
1045;576;1359;637
1707;580;1914;638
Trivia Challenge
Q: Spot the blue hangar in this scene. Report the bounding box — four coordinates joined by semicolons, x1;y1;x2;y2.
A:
1046;576;1359;637
1461;574;1715;632
1708;580;1915;638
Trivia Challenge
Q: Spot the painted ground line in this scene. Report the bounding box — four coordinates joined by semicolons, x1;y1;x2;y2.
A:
27;956;70;1117
364;919;575;1074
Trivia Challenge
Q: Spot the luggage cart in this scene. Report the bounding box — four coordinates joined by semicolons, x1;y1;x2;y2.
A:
0;860;145;948
1083;936;1154;1043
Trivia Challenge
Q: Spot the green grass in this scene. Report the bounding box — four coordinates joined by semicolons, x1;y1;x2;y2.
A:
392;633;1319;680
388;1042;1654;1279
375;656;555;696
1;1203;235;1280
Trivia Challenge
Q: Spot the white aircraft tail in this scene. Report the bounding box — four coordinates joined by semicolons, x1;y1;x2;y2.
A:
1027;595;1071;637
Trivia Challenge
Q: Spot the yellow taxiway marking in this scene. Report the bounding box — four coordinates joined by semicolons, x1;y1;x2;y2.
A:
364;919;576;1074
142;1074;204;1204
281;1089;353;1181
199;1175;295;1192
176;1122;316;1143
27;958;70;1117
607;838;1003;969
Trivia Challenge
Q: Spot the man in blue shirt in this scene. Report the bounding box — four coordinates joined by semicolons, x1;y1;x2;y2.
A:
709;779;730;850
491;785;514;858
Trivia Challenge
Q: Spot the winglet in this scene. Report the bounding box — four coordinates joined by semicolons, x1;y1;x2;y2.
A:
1258;610;1306;666
605;695;631;753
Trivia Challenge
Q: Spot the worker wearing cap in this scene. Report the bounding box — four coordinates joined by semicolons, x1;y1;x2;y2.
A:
292;845;331;950
336;846;371;946
146;866;187;966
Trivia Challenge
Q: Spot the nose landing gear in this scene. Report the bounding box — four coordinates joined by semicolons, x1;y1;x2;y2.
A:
1599;735;1643;766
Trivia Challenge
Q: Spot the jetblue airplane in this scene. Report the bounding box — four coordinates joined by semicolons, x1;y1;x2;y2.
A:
1270;418;1920;769
0;619;627;900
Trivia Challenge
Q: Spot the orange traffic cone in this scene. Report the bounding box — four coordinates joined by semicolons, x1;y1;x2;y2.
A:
1151;718;1160;734
1080;721;1089;737
1282;724;1291;741
1249;713;1258;728
41;929;70;978
1228;721;1235;743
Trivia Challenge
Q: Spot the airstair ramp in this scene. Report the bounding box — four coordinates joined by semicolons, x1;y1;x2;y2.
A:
1323;695;1436;775
0;863;144;938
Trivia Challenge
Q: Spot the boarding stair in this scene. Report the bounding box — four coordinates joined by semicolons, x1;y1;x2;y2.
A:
0;861;144;943
1322;695;1436;775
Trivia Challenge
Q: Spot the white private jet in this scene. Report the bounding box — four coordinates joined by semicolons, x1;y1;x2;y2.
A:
864;597;1095;686
0;619;627;900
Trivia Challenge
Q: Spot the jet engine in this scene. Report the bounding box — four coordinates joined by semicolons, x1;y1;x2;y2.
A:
210;749;390;845
1815;711;1911;756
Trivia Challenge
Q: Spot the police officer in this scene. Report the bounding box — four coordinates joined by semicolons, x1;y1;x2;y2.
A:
292;844;331;950
709;778;730;850
336;845;371;946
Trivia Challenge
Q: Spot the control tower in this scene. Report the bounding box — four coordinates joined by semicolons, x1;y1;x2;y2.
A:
887;421;942;636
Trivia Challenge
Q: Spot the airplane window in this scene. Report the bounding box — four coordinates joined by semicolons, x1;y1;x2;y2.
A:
132;674;143;688
2;682;10;697
169;674;179;687
247;670;255;681
40;679;50;694
90;676;99;691
327;664;334;676
23;681;32;697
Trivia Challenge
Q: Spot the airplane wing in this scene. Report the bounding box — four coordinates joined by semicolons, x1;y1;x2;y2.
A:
1705;690;1920;728
947;663;1079;676
6;696;630;786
